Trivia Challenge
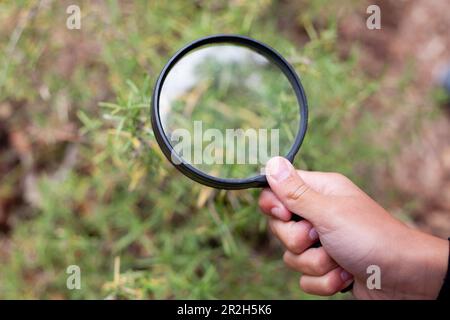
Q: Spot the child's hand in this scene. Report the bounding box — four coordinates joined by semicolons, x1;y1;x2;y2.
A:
258;157;448;299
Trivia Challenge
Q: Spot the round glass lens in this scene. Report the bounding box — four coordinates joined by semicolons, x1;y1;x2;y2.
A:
159;44;301;179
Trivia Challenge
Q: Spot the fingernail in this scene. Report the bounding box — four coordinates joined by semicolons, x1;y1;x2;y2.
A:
340;270;353;282
266;157;290;182
308;227;319;241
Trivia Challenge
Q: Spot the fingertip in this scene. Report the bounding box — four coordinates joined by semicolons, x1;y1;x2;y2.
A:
265;158;324;224
258;188;291;221
265;157;294;184
258;189;270;208
258;189;274;214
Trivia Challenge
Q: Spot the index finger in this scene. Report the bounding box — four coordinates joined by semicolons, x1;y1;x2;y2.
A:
258;188;292;221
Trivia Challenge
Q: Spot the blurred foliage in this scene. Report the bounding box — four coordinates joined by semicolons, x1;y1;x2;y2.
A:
0;0;381;299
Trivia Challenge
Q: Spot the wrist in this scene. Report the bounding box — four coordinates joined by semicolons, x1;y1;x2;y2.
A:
400;229;449;299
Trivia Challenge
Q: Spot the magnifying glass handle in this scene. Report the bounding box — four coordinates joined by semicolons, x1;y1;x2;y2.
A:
291;214;354;293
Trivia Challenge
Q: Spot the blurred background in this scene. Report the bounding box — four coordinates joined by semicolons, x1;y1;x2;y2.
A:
0;0;449;299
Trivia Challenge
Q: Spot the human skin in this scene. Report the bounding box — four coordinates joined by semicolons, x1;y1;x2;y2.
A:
258;157;449;299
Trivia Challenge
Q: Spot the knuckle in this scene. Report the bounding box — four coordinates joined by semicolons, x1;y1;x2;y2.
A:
283;251;295;268
299;276;309;292
299;277;316;295
282;251;290;264
286;235;301;253
331;172;345;180
323;276;340;295
311;251;327;274
329;172;351;185
286;182;310;202
286;226;304;253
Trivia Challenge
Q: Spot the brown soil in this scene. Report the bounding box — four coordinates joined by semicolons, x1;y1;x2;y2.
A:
339;0;450;237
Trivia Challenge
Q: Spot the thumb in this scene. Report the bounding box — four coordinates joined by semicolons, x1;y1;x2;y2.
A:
265;157;329;225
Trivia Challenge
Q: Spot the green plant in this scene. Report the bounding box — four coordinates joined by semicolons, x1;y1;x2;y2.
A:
0;0;380;299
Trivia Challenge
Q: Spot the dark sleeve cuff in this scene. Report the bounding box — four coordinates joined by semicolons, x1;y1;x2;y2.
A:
437;237;450;300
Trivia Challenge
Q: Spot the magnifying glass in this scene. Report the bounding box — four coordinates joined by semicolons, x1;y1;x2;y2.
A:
151;34;353;292
151;34;308;190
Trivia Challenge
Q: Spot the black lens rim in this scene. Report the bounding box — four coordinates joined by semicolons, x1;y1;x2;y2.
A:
151;34;308;190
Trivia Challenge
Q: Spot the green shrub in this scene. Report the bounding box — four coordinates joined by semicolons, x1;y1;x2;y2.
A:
0;0;380;299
